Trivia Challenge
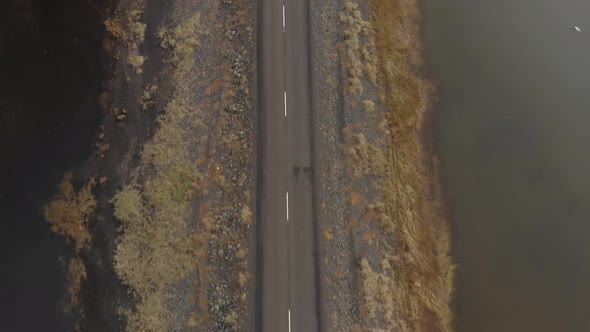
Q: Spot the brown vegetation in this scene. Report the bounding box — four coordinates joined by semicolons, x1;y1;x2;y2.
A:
105;5;147;74
43;174;97;252
44;174;97;320
112;12;205;332
105;18;128;41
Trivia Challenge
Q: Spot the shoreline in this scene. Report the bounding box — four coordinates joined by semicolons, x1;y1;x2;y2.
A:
369;0;455;330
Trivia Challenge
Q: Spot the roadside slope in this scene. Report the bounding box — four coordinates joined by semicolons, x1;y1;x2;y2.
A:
310;0;454;331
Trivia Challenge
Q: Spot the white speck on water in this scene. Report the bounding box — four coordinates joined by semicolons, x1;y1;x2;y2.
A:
574;26;581;32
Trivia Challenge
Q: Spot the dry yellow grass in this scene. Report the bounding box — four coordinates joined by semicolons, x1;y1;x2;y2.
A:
340;1;378;95
367;0;455;330
359;258;399;329
43;174;97;252
344;130;387;178
363;99;376;112
158;13;202;69
127;54;145;74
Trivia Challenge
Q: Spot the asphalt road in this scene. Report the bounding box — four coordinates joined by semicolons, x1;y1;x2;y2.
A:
256;0;319;331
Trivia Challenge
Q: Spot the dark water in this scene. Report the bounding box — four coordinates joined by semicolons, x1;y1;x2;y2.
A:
0;1;105;330
423;1;590;331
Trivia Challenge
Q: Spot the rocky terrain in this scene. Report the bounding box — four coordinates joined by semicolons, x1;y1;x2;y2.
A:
43;0;256;330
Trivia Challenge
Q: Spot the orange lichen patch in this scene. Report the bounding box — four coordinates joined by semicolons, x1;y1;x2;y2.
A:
195;155;206;166
362;230;376;245
350;191;362;206
205;79;223;96
347;216;359;232
363;210;378;222
199;201;212;215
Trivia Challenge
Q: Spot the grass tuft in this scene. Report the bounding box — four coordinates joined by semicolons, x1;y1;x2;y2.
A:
340;1;378;95
363;99;376;112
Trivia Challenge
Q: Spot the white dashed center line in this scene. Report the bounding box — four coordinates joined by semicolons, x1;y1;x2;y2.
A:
284;92;287;117
288;309;291;332
282;5;286;32
286;192;289;221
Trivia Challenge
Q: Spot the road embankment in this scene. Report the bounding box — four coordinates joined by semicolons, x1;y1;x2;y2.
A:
310;0;454;331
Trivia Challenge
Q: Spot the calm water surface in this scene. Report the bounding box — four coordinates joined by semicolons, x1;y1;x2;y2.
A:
423;1;590;331
0;1;104;329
